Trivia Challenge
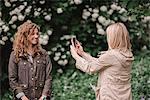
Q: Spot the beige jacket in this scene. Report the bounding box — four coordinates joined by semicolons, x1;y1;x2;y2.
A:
75;49;134;100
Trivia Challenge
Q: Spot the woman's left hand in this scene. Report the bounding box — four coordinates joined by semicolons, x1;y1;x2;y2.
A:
70;45;79;60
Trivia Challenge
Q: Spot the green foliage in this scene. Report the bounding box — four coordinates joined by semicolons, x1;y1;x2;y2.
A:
131;51;150;99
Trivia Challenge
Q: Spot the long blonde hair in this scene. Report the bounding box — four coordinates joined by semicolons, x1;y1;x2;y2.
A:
13;20;41;62
106;22;132;51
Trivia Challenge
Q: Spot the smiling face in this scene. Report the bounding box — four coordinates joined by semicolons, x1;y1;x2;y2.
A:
28;28;39;45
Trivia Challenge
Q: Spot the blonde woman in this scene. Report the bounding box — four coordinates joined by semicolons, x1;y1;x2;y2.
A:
8;20;52;100
70;22;134;100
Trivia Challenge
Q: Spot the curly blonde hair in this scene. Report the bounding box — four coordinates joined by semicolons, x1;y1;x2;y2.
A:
13;20;42;62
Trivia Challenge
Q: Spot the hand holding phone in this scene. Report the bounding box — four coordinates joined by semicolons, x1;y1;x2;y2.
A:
72;37;77;47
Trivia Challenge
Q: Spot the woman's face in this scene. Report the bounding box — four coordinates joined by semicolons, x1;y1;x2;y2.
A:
28;28;39;45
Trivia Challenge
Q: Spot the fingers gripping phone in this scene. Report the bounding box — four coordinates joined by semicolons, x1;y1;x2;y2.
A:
72;37;77;46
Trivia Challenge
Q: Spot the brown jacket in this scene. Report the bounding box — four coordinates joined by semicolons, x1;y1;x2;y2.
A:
8;49;52;100
75;49;134;100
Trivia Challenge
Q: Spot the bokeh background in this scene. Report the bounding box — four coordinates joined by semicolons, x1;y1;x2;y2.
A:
0;0;150;100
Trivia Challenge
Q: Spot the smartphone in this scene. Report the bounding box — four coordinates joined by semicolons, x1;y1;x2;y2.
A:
72;37;77;46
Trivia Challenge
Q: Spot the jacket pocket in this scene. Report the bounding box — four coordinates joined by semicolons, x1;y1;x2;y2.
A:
20;84;28;95
35;81;44;98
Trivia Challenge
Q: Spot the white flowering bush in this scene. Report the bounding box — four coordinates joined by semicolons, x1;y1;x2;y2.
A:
1;0;150;99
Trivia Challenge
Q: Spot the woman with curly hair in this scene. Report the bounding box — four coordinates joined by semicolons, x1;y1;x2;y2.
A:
8;20;52;100
70;22;134;100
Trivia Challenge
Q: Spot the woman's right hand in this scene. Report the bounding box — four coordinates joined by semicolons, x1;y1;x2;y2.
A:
75;41;84;56
21;95;29;100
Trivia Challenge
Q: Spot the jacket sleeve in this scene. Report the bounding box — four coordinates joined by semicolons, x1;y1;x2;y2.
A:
8;52;24;95
42;53;52;96
75;52;113;74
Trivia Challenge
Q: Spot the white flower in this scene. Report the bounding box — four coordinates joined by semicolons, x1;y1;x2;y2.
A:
55;52;61;57
11;15;18;22
34;11;40;17
91;18;96;22
47;51;52;55
0;20;4;26
25;8;31;14
4;26;9;32
10;37;14;42
43;12;47;15
107;9;114;15
93;8;99;13
40;0;45;4
98;16;106;24
92;13;99;19
114;17;118;21
42;40;48;45
57;69;63;73
116;6;121;10
0;40;5;45
142;45;147;50
0;27;2;32
37;8;42;12
19;5;25;11
5;1;11;7
48;8;51;11
119;8;127;14
44;15;51;21
61;48;65;52
148;23;150;29
60;35;71;40
97;28;105;35
58;60;68;66
82;15;88;20
66;41;70;46
14;8;21;14
2;25;6;29
96;23;102;29
58;60;63;65
119;16;127;22
18;14;25;21
70;0;74;4
144;16;150;22
10;0;17;3
85;5;89;8
47;30;52;35
54;56;60;61
11;24;17;29
100;6;107;12
23;2;27;6
57;8;63;14
43;35;49;41
111;4;118;10
39;38;48;45
0;12;2;18
63;59;68;66
51;47;57;51
61;55;66;59
2;36;8;41
66;51;70;55
74;0;82;5
83;9;91;17
9;21;13;24
103;19;111;26
88;8;92;12
128;16;133;22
